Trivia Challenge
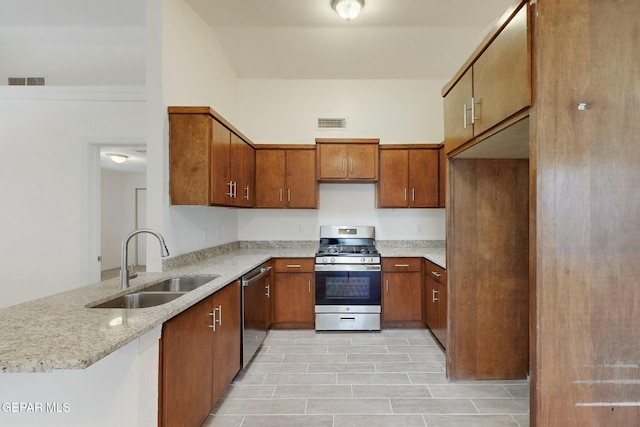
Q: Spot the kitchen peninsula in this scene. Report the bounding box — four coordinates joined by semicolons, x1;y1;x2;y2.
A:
0;241;444;427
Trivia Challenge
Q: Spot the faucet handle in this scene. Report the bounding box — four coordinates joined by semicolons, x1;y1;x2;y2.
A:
127;265;138;280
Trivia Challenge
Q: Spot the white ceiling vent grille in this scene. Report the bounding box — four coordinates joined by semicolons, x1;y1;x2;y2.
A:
317;117;347;130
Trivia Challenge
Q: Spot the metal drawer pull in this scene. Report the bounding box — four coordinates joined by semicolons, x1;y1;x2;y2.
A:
209;307;222;331
395;264;410;267
279;188;283;202
471;97;479;124
216;305;222;326
350;158;353;173
342;158;346;172
385;279;389;292
404;188;407;201
286;264;302;268
265;284;270;298
463;103;468;129
308;280;311;293
287;188;291;202
431;271;441;277
340;317;356;322
432;289;439;302
245;185;250;200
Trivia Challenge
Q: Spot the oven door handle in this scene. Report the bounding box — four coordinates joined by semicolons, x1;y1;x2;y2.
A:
315;264;381;272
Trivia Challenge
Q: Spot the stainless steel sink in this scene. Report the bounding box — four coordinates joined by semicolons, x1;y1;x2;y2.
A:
91;292;184;309
142;275;219;292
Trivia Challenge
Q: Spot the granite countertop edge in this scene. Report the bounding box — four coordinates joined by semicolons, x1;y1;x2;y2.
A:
0;242;444;373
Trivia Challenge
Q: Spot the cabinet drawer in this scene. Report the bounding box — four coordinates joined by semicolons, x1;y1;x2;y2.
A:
424;260;446;284
382;258;422;272
274;258;314;273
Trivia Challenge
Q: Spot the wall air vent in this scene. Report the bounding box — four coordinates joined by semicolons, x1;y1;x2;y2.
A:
8;77;45;86
317;117;347;130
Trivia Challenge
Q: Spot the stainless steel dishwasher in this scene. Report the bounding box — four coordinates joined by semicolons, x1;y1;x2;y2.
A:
241;266;271;369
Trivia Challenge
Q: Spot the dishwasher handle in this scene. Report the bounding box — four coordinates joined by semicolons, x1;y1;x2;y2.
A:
241;266;272;286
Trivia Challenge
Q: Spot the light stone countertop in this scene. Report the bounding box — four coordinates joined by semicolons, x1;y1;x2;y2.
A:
0;242;444;373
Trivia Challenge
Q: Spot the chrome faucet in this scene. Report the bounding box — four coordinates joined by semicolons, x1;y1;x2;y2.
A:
120;228;170;289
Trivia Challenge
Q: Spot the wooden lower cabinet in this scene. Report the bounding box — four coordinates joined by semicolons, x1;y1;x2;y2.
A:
382;258;423;328
271;258;315;329
211;281;241;404
424;260;447;348
160;281;241;427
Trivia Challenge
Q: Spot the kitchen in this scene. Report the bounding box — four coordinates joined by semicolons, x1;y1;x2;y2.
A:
1;1;639;427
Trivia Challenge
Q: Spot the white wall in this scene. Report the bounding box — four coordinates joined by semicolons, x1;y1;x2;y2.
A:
237;79;447;241
0;27;145;86
100;171;146;270
0;87;146;309
145;0;241;264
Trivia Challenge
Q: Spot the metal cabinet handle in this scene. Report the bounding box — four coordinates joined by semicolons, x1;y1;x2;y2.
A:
227;181;234;197
342;158;346;172
471;97;479;124
286;264;301;268
431;271;442;278
279;188;283;202
395;264;410;267
411;188;415;202
308;280;311;293
287;188;291;202
209;306;222;331
463;103;468;129
265;284;270;298
245;185;250;201
385;279;389;292
350;158;353;173
432;289;439;302
404;188;407;201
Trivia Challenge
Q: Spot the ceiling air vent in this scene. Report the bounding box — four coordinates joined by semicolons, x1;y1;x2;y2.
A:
317;117;347;130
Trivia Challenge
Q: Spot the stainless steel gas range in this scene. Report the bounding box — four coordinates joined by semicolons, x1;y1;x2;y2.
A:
314;226;381;331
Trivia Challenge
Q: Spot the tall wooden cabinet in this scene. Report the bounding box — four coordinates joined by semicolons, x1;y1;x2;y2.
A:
424;260;447;348
316;139;379;182
377;145;440;208
211;281;241;404
255;146;317;209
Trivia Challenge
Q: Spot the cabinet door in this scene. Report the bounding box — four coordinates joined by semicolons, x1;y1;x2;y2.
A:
439;147;446;208
409;149;439;208
473;5;530;135
210;120;232;206
286;149;317;208
318;144;347;179
160;296;214;427
228;134;245;207
273;272;314;327
255;150;286;208
378;149;409;208
169;113;212;205
347;144;378;180
435;282;447;348
443;69;474;154
212;281;241;404
382;272;423;325
239;139;255;208
424;274;439;335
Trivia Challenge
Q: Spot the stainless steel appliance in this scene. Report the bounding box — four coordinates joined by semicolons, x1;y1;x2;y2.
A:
241;266;271;369
315;225;381;331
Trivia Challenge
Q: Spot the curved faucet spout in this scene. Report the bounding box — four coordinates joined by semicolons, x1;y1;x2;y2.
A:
120;228;170;289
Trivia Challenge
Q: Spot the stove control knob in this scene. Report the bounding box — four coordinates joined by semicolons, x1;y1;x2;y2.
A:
330;257;335;264
360;257;365;263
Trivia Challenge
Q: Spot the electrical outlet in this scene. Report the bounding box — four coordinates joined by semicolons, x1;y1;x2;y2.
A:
297;224;303;234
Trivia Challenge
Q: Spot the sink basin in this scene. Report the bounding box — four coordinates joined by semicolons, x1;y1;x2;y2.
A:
91;292;184;309
142;275;219;293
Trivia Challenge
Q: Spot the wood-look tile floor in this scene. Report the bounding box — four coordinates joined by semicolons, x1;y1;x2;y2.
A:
203;329;530;427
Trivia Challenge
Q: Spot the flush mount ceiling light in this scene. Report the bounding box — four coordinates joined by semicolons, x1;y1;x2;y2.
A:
331;0;364;20
106;153;129;164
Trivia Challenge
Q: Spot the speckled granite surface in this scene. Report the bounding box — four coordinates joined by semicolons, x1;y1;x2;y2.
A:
0;241;443;373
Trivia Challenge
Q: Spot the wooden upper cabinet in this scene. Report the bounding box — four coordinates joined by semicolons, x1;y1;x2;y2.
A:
473;4;530;136
443;70;474;155
442;3;531;155
377;146;440;208
316;139;379;182
255;146;317;209
168;106;255;208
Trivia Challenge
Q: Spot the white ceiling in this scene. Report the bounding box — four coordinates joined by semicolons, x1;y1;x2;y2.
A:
1;0;514;80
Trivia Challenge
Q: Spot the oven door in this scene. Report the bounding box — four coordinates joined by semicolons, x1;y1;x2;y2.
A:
315;264;381;306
